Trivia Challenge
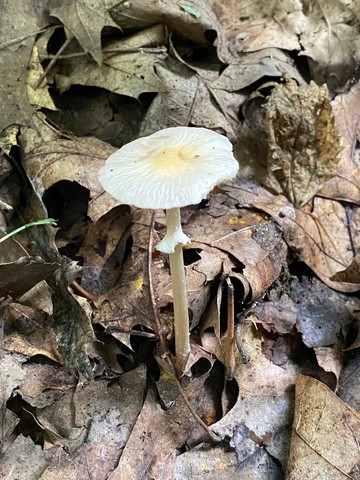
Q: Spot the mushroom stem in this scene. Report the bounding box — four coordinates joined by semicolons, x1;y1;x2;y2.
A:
166;208;191;368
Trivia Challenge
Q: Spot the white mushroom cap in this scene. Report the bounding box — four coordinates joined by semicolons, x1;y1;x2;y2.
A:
98;126;238;209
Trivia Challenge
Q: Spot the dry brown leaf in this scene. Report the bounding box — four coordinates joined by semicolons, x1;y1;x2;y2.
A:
338;350;360;411
209;0;303;54
281;199;360;292
187;203;287;299
17;363;77;403
139;59;242;139
313;347;342;388
263;79;342;207
211;320;302;474
320;82;360;204
110;0;228;60
54;37;167;99
29;367;146;479
49;0;121;65
0;257;59;299
299;0;360;89
0;434;48;480
109;376;209;480
249;193;360;292
3;302;61;363
0;1;42;130
20;125;118;223
211;49;305;92
286;375;360;479
331;255;360;284
79;204;132;295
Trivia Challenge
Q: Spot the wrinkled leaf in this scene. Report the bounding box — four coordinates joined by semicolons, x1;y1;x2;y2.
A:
320;81;360;204
263;79;342;207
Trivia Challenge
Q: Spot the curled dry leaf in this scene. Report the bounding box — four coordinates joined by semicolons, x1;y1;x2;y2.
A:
263;78;342;207
187;203;288;300
286;375;360;480
20;126;119;223
211;49;305;92
111;0;228;61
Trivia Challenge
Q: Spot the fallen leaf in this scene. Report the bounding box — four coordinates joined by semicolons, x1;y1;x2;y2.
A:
0;256;59;299
0;434;48;479
37;366;146;455
53;30;167;99
174;444;239;480
0;352;27;440
331;255;360;283
292;277;357;349
20;123;119;223
299;0;360;90
211;320;302;474
0;1;42;130
249;194;360;292
320;82;360;204
209;0;303;54
313;346;342;388
79;204;132;295
27;45;57;111
49;0;121;65
110;0;227;59
109;375;209;480
286;375;360;479
211;49;305;92
263;78;342;207
187;202;288;300
338;350;360;411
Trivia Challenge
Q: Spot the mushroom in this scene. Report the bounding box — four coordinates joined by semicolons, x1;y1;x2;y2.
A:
98;126;238;372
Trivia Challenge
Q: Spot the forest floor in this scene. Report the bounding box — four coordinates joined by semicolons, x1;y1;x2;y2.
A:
0;1;360;479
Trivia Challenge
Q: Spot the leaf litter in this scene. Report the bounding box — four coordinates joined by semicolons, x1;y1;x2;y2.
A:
1;0;360;479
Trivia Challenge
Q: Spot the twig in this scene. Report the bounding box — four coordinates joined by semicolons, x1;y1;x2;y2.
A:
39;46;167;60
36;36;73;88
